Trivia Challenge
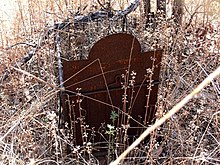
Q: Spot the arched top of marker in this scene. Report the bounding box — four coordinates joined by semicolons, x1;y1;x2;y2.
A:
89;33;141;62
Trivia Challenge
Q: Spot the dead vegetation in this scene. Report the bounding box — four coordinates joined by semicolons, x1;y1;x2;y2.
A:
0;0;220;164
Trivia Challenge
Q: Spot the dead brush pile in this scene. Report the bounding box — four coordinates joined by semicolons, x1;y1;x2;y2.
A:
0;0;220;164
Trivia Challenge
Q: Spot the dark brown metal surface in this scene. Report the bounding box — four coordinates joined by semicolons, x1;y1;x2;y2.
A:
62;33;162;145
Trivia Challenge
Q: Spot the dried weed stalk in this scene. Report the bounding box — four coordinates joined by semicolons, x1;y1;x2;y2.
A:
0;0;219;164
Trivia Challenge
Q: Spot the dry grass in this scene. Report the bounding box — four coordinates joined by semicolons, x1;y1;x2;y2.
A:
0;0;220;164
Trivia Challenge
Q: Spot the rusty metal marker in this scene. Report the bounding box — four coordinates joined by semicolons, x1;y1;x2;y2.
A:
62;33;162;145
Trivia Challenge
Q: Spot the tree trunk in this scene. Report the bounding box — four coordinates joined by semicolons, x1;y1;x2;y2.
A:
173;0;184;24
143;0;150;17
157;0;166;13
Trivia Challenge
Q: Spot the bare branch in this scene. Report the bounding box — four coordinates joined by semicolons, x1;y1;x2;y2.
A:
185;5;202;29
6;42;37;50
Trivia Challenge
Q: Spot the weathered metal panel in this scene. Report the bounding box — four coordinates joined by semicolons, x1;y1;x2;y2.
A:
62;33;162;145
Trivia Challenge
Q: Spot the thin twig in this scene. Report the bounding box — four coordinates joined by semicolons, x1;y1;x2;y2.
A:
193;111;220;159
185;5;202;29
6;42;37;50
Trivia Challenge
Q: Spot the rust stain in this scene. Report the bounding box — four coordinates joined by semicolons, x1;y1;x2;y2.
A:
62;33;162;145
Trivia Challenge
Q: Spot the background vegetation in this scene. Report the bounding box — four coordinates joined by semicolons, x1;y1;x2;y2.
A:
0;0;219;164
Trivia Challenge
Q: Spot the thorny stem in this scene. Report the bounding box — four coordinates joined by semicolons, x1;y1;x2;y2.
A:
144;50;156;125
